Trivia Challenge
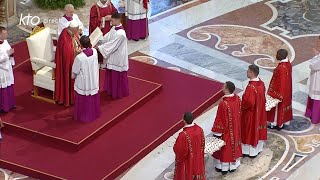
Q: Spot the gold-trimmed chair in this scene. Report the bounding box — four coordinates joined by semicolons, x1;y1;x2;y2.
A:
26;27;56;103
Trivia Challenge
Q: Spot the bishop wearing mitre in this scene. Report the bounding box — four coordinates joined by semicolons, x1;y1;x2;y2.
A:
241;65;267;157
55;20;81;107
267;49;293;129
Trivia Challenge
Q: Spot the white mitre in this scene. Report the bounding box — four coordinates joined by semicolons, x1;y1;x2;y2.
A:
69;20;79;28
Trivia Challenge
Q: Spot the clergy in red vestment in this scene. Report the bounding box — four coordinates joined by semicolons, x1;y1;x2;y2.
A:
212;81;242;174
267;49;293;129
55;20;81;107
173;112;206;180
241;65;267;157
89;0;118;35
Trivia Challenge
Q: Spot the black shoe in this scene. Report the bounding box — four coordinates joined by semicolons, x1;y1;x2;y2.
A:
215;167;221;172
242;154;249;158
249;155;257;158
267;124;275;129
221;171;228;175
229;169;236;173
276;125;284;131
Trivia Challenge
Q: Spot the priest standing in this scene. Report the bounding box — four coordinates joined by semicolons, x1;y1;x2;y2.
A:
267;49;293;129
55;21;81;107
305;47;320;124
0;26;15;113
97;13;129;99
241;65;267;157
125;0;149;41
57;4;84;37
173;112;206;180
89;0;118;35
212;81;242;174
72;36;100;122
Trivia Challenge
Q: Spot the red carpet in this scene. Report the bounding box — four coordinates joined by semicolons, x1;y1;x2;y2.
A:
0;42;224;180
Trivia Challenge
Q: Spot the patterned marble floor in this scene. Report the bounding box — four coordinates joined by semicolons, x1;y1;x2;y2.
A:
4;0;320;179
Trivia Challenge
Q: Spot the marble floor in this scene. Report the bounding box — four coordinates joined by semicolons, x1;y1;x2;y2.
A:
4;0;320;179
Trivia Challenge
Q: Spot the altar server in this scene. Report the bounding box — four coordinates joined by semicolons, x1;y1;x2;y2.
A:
57;4;84;37
212;81;242;174
125;0;149;41
173;112;206;180
72;36;100;122
55;20;81;107
305;47;320;124
97;13;129;99
90;0;118;35
267;49;293;129
0;26;16;113
241;65;267;157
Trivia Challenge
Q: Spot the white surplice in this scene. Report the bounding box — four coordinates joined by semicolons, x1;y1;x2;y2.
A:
308;54;320;100
72;49;99;96
125;0;148;20
57;14;84;37
0;40;15;89
98;24;128;72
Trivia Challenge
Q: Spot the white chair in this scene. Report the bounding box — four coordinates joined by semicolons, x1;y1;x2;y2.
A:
26;27;56;103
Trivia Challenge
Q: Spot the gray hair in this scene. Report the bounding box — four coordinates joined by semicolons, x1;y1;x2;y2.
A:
64;4;74;11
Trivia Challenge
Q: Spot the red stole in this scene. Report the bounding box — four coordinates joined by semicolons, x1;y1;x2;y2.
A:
173;124;205;180
267;61;293;126
212;95;242;162
54;29;79;106
89;2;118;35
241;80;267;147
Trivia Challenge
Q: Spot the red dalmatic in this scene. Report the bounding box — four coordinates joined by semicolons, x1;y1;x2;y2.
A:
241;80;267;147
212;95;242;163
267;61;293;126
89;3;118;35
173;124;205;180
55;29;79;106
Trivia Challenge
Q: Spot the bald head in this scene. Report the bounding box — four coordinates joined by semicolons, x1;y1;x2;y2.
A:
64;4;74;17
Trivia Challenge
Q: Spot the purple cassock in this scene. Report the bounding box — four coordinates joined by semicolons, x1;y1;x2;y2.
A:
73;48;101;122
305;97;320;124
104;69;129;99
0;85;15;112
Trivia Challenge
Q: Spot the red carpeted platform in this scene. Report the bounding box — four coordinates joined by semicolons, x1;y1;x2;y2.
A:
0;42;224;180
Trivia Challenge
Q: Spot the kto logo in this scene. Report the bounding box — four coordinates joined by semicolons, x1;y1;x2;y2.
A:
19;14;41;26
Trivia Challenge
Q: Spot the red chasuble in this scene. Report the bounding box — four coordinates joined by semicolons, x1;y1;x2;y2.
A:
55;29;79;106
241;79;267;147
173;124;205;180
267;61;293;126
212;95;242;163
89;3;118;35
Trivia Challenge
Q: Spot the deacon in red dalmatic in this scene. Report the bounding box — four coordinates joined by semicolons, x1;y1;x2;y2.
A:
241;65;267;157
173;112;206;180
267;49;293;129
212;81;242;174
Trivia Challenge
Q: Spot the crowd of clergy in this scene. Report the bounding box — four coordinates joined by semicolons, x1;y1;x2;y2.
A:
0;0;319;177
0;0;149;125
173;48;320;179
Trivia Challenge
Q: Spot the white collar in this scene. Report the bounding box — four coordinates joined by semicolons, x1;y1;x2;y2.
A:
97;0;110;8
280;58;289;63
250;77;260;82
115;24;123;27
223;93;234;98
184;123;195;128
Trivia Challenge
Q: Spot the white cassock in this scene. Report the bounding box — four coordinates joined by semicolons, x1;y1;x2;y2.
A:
72;49;99;96
125;0;148;21
57;14;84;37
308;54;320;100
0;40;15;89
98;24;128;72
